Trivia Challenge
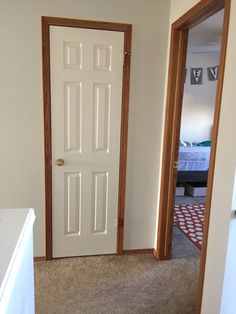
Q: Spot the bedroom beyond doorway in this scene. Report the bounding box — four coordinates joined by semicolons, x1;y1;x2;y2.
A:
173;9;224;252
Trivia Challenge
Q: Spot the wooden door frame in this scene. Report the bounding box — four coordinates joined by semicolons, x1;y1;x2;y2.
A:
42;16;132;260
154;0;231;312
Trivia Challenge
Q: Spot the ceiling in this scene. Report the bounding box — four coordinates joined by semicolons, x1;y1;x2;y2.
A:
188;9;224;53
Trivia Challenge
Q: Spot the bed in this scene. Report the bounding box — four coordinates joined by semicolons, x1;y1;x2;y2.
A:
177;144;211;183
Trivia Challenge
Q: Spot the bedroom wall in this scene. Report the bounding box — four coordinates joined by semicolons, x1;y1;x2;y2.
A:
0;0;170;255
180;52;220;142
166;0;236;312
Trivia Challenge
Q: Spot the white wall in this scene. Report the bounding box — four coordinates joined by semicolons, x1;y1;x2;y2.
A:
202;1;236;311
169;0;198;22
0;0;170;255
166;0;236;313
221;169;236;313
180;52;220;142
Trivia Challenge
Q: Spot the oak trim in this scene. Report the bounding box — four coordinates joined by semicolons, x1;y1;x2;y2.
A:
42;17;132;260
157;28;189;260
42;16;132;33
123;249;154;255
172;0;224;30
42;18;52;260
116;23;132;256
155;0;231;312
34;256;46;262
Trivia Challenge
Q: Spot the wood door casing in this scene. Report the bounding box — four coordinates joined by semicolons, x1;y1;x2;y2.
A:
42;17;132;260
155;0;231;313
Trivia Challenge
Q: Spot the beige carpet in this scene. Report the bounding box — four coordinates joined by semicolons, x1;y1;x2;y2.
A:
34;228;200;314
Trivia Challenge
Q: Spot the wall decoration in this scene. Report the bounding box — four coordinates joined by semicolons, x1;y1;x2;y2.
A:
191;68;203;85
207;66;219;81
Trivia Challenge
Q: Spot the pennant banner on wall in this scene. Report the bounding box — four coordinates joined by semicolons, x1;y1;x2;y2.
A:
207;66;219;81
191;68;203;85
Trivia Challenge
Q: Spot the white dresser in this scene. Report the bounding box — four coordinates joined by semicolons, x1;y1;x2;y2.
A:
0;208;35;314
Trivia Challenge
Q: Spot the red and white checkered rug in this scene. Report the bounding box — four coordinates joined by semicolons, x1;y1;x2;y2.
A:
173;204;205;249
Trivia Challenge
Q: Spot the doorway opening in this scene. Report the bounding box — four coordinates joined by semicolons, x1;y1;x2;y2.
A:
173;9;224;256
155;0;230;312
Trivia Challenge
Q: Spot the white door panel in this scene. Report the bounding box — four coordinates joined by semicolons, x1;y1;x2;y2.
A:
50;26;124;257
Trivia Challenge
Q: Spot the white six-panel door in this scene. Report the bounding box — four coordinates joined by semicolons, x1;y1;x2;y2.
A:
50;26;124;257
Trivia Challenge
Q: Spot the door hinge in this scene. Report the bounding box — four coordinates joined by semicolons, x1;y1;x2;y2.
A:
123;51;131;66
173;161;178;169
118;217;124;228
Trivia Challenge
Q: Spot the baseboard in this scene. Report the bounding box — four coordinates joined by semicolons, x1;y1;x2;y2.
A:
34;251;155;259
152;249;171;261
34;256;46;262
153;249;159;259
122;248;154;255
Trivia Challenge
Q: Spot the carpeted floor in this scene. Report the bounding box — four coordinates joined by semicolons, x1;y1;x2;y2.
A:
34;228;200;314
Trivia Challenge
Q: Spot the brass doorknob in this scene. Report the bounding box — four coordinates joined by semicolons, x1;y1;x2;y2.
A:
56;158;64;166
